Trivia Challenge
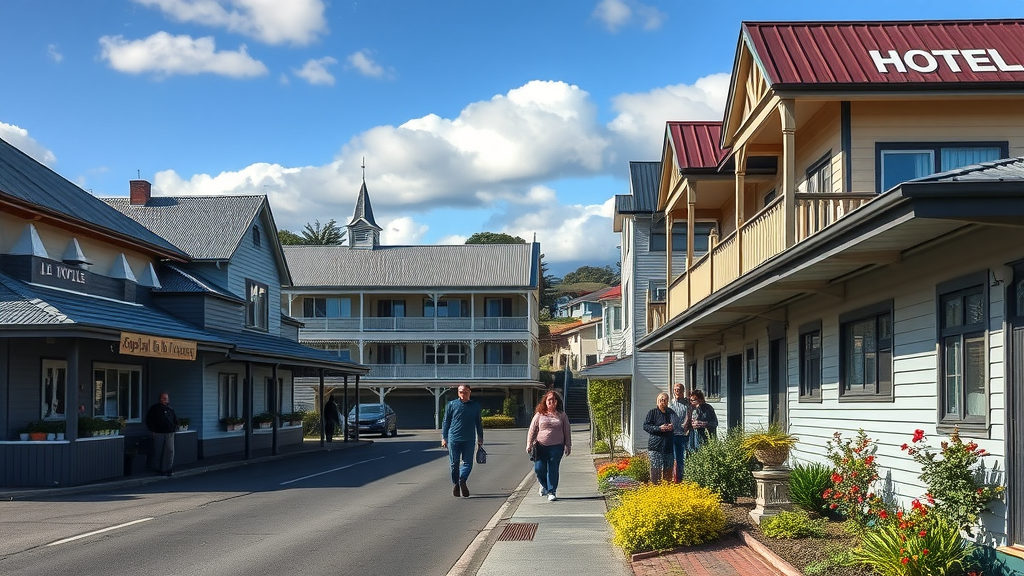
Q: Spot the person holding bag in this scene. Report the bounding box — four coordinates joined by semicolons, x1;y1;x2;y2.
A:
643;392;677;483
526;391;572;501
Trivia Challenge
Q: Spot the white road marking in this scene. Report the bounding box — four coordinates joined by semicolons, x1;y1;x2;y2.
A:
279;456;386;485
47;517;154;546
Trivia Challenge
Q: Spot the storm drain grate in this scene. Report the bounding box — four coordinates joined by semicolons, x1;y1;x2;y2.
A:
497;522;538;541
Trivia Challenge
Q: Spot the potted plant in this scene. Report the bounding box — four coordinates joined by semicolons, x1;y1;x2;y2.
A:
106;417;126;435
253;412;274;429
288;411;306;427
177;417;190;431
46;420;66;440
17;425;30;441
741;421;799;467
220;416;245;431
78;416;103;437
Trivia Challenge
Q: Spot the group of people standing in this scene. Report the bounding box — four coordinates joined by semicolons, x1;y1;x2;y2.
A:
440;385;571;502
644;384;718;483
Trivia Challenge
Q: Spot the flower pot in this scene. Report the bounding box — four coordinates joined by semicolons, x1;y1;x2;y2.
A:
19;433;29;441
56;433;65;440
46;433;56;441
28;432;47;441
754;446;790;467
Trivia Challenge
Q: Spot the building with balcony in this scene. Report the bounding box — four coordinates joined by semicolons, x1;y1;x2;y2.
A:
282;178;543;428
639;19;1024;561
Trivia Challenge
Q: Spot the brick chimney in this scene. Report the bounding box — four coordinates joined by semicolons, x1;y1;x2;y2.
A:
129;180;151;205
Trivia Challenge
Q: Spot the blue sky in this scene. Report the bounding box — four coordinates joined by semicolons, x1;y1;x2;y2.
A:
2;1;1022;276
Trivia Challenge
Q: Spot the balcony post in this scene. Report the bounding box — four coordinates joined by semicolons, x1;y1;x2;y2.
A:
665;211;673;315
735;145;746;274
708;227;719;291
778;99;796;248
686;181;696;310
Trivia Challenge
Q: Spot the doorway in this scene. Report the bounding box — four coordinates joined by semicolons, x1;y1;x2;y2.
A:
727;354;743;431
769;338;788;428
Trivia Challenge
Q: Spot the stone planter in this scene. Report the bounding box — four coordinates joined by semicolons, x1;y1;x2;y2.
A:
753;446;790;468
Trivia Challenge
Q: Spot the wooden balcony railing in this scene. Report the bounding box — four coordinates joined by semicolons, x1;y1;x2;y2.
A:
795;193;875;242
741;196;785;273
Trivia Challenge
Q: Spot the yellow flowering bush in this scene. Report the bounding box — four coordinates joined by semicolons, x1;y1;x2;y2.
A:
606;481;726;554
481;415;514;428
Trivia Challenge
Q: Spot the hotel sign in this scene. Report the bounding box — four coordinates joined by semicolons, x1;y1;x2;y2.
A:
120;332;197;361
870;48;1024;74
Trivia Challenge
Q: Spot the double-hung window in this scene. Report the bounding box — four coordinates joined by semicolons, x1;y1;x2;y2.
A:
799;321;822;402
806;154;832;194
704;356;721;399
425;343;466;365
937;273;988;433
839;302;893;401
246;280;269;330
304;297;351;318
877;142;1006;192
219;373;239;419
93;364;142;422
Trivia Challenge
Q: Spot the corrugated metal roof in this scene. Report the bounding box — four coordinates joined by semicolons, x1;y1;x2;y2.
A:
563;285;619;307
744;19;1024;88
616;161;661;214
284;243;540;288
156;265;242;302
0;138;186;257
667;122;729;171
206;327;367;369
103;195;265;260
913;156;1024;182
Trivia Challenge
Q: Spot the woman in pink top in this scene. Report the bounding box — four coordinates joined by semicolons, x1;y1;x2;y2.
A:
526;391;572;501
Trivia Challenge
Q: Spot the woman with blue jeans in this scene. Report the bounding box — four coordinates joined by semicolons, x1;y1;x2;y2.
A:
526;391;572;501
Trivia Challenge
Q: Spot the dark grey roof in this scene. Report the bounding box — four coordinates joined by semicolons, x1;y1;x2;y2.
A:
284;243;540;288
0;272;231;344
348;180;381;230
0;137;186;257
156;265;242;302
913;156;1024;183
102;195;266;260
207;328;367;372
615;161;661;214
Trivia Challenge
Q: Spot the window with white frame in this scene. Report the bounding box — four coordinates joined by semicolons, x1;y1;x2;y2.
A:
41;359;67;420
93;364;142;421
840;301;893;400
303;297;351;318
246;280;269;330
745;344;757;384
937;273;988;432
425;299;467;318
704;356;721;398
219;373;239;419
877;142;1006;192
799;321;822;402
425;343;467;364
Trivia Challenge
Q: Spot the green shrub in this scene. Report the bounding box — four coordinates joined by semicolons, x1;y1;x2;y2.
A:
789;462;833;516
502;397;517;418
852;512;973;576
760;511;827;539
302;411;321;436
683;427;754;503
606;482;726;554
804;546;856;575
482;415;514;428
593;439;610;454
481;408;494;417
623;452;650;483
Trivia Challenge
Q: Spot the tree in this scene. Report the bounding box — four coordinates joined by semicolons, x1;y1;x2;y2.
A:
562;265;619;286
301;219;346;245
278;229;304;245
588;379;626;460
465;232;526;244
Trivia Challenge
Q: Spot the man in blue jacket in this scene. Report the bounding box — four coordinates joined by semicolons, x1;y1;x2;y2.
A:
441;384;484;497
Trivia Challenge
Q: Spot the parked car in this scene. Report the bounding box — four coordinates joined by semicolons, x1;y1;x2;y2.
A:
347;403;398;437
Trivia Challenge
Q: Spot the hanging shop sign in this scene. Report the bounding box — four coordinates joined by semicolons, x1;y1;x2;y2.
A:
120;331;197;361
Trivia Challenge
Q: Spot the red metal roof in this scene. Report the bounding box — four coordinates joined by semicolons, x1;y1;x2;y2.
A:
743;20;1024;88
598;285;621;301
667;122;729;170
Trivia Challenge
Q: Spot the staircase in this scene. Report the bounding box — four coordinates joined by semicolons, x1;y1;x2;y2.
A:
557;372;590;424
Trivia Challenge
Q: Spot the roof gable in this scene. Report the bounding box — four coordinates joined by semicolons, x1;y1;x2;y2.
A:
614;161;661;232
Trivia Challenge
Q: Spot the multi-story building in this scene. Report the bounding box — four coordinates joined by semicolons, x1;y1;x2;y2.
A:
282;178;543;427
638;19;1024;564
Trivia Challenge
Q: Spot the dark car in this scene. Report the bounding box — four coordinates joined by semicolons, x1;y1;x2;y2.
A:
347;403;398;437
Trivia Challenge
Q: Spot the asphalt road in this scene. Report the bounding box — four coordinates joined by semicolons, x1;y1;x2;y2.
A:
0;428;533;576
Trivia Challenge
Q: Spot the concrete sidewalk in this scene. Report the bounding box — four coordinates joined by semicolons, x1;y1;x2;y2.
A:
451;426;633;576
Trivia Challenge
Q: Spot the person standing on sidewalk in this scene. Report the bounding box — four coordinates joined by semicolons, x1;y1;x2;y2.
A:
643;392;676;483
441;384;484;497
145;392;178;477
526;390;572;501
667;383;692;482
323;395;341;442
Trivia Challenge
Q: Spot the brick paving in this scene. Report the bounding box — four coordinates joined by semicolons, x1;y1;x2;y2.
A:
630;536;786;576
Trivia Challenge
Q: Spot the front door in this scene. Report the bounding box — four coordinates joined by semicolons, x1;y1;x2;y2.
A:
727;354;743;431
769;338;788;428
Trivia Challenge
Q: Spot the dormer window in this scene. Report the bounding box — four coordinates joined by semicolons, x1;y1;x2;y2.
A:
252;226;261;248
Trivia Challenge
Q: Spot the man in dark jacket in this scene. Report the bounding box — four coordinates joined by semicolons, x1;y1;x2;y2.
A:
146;392;178;476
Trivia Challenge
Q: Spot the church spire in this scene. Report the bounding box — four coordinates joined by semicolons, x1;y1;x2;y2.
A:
346;160;382;249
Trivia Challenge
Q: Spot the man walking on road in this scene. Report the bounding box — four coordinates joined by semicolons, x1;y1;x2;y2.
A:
441;384;484;497
146;392;178;476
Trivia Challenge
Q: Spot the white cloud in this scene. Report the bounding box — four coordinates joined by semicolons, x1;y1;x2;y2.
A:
99;32;268;78
592;0;665;33
294;57;337;85
346;49;386;79
0;122;57;166
381;216;429;245
608;72;730;159
47;44;63;63
131;0;327;46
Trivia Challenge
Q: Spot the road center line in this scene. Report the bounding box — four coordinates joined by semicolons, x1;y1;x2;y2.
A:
47;517;154;546
279;456;386;485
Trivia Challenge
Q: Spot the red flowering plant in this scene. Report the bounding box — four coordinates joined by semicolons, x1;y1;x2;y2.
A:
854;499;974;576
901;427;1004;536
824;429;885;527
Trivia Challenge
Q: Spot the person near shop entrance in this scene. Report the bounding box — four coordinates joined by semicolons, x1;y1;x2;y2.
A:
441;384;484;497
146;392;178;476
